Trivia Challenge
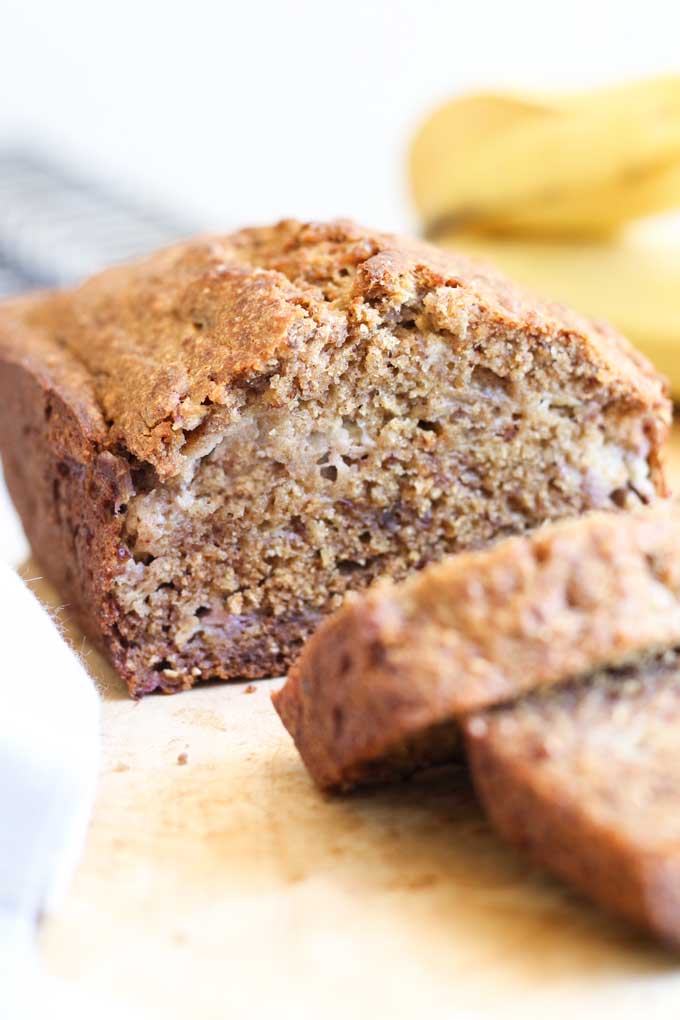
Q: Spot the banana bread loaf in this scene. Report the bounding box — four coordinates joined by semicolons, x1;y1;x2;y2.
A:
0;219;670;696
274;504;680;790
464;651;680;946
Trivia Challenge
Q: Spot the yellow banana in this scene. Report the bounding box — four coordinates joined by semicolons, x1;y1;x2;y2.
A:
409;92;557;227
411;77;680;238
438;228;680;389
480;157;680;237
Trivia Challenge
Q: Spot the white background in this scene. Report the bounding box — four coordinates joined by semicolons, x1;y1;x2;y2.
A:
1;0;680;562
1;0;680;233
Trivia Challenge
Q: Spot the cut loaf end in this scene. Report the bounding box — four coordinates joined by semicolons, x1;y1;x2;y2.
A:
0;220;669;695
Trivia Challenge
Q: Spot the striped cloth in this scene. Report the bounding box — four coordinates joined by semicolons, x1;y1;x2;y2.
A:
0;150;191;296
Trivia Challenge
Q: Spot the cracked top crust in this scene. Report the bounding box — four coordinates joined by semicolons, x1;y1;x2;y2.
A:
0;219;669;479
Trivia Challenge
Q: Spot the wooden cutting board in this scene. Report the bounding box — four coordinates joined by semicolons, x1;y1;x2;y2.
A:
27;430;680;1018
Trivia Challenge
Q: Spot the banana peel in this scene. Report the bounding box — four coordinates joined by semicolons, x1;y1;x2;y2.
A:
411;77;680;238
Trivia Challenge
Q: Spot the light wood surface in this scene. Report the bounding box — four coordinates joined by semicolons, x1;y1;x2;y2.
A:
26;428;680;1018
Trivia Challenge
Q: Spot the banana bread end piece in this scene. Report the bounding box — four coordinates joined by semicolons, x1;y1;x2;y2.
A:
464;652;680;946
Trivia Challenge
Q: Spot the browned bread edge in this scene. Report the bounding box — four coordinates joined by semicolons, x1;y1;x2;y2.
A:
463;660;680;946
274;504;680;790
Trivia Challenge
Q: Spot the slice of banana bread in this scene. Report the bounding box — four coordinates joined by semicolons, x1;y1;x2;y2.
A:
274;504;680;790
464;652;680;946
0;220;669;696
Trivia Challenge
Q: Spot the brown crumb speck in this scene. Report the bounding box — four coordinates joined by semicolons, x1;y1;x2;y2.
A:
243;684;257;694
177;752;188;765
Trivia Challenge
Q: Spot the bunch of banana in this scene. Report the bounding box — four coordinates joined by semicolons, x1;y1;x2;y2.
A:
410;78;680;391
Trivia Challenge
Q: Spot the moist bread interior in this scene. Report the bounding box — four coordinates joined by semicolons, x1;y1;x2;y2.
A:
110;235;658;690
2;221;665;694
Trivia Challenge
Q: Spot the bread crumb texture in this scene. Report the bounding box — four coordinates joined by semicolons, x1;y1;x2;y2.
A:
274;502;680;790
465;649;680;943
0;220;670;695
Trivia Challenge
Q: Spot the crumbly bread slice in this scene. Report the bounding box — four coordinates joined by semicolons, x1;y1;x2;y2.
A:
0;220;669;696
464;652;680;946
274;504;680;790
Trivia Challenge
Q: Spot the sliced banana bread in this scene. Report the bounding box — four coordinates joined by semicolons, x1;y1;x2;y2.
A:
464;652;680;946
274;504;680;790
0;220;669;696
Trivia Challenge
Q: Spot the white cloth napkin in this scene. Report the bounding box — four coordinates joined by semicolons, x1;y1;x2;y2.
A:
0;565;99;1017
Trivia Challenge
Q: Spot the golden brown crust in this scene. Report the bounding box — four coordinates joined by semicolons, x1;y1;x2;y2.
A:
464;653;680;946
274;503;680;789
0;314;319;694
0;298;135;663
0;219;669;481
0;219;671;697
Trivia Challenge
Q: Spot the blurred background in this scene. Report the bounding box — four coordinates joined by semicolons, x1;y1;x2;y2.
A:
1;0;680;563
3;0;680;232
